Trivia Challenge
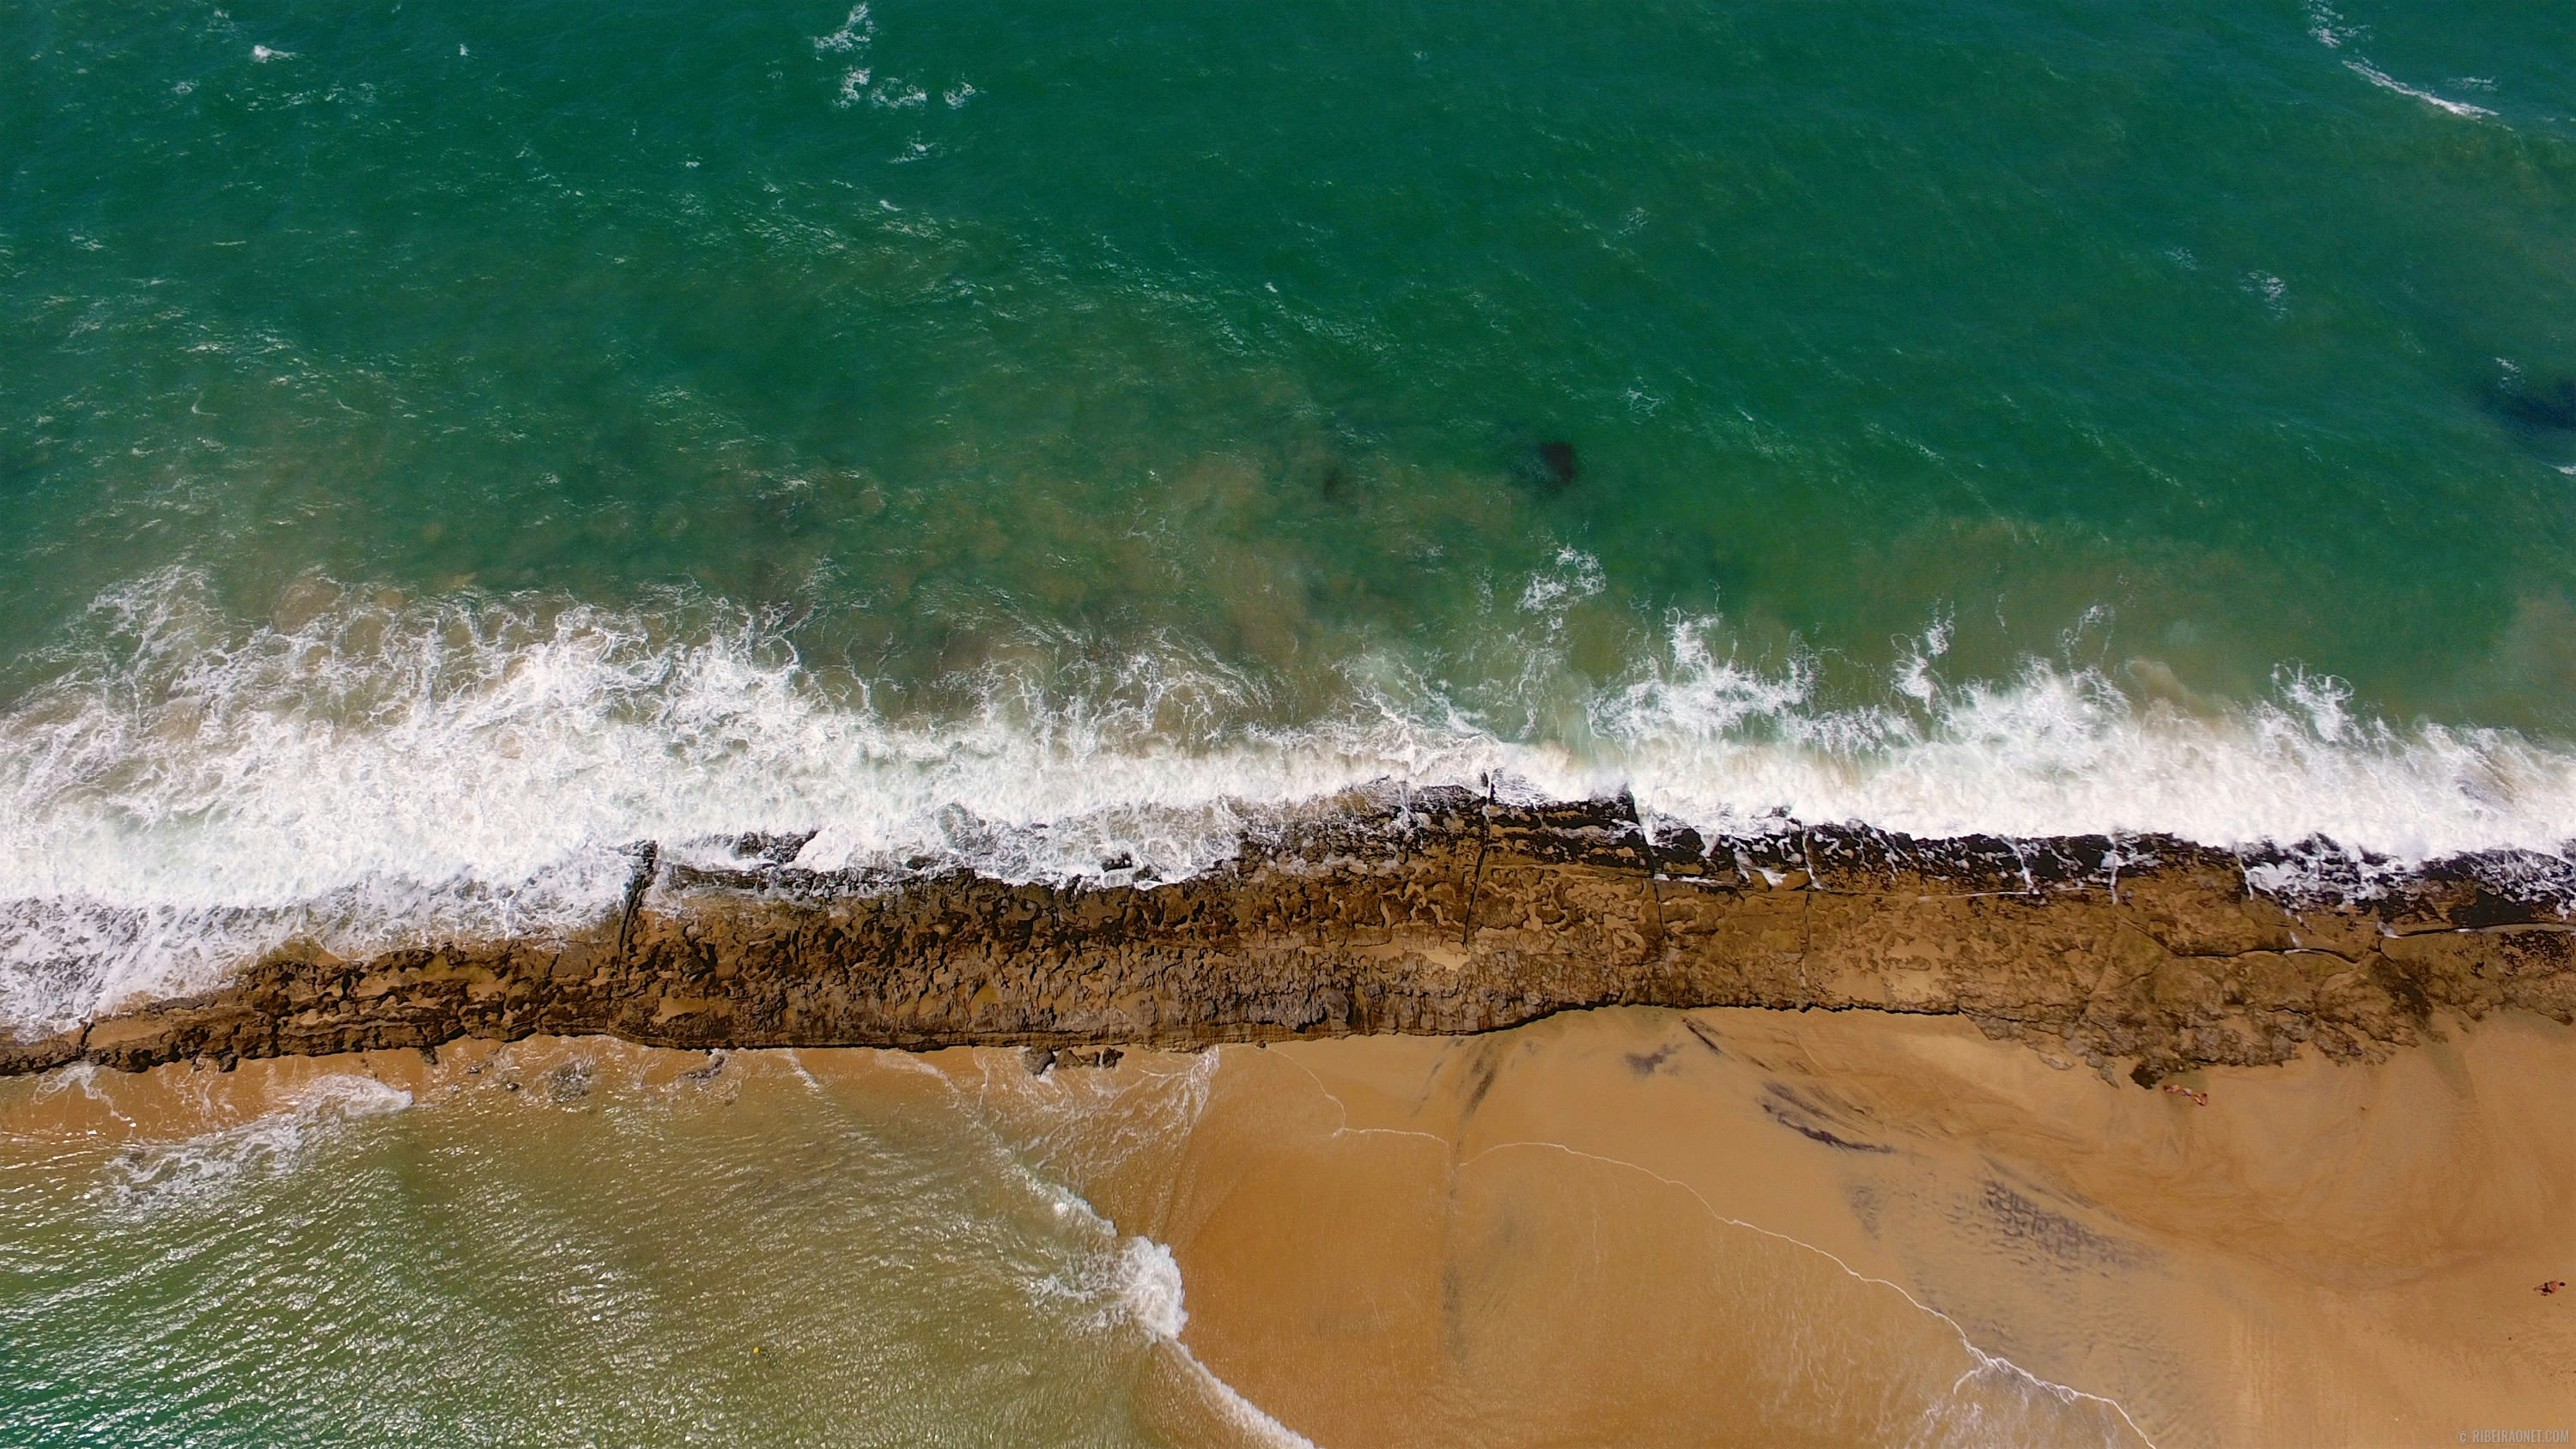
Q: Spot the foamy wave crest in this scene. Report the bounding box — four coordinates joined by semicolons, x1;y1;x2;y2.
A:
1115;1235;1189;1339
1071;1222;1313;1446
3;567;2573;1033
2343;60;2496;120
0;570;1489;1028
1594;621;2576;856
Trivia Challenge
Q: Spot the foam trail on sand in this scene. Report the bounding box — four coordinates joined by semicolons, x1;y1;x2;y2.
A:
1111;1234;1317;1448
3;568;2572;1033
93;1073;410;1216
910;1046;1314;1446
1115;1236;1189;1338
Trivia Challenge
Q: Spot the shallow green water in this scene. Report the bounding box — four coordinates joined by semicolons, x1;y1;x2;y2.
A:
0;1053;1200;1446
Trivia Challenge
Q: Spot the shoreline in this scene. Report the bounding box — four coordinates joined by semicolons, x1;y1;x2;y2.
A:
1160;1004;2576;1444
7;787;2572;1082
17;1007;2573;1444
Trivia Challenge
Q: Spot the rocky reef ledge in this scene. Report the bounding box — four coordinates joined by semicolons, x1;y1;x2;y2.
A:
6;789;2573;1082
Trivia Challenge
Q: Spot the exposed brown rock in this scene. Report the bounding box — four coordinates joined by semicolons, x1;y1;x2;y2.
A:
5;789;2569;1083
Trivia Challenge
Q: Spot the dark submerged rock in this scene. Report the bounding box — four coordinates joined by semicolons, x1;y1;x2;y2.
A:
2499;377;2576;431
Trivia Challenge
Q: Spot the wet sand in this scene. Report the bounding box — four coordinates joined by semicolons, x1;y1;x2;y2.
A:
9;1009;2575;1446
981;1008;2576;1446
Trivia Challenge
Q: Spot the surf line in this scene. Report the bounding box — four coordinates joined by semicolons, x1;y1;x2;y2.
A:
869;1050;1309;1445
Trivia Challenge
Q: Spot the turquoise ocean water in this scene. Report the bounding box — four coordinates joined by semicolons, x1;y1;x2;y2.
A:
4;0;2575;1026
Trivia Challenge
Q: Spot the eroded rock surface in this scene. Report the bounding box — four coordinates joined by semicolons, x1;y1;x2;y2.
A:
6;789;2570;1082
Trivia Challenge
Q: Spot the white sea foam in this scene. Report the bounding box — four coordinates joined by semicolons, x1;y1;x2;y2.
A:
2304;1;2358;50
94;1073;411;1214
1110;1232;1316;1446
1115;1235;1188;1338
947;1048;1313;1445
812;3;872;54
2;567;2573;1033
1036;1189;1315;1447
1129;1236;1322;1447
1912;1353;2138;1448
2343;60;2496;119
2305;1;2494;123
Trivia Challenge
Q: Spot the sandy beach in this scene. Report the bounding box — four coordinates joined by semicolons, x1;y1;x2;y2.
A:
18;1005;2567;1445
920;1005;2576;1446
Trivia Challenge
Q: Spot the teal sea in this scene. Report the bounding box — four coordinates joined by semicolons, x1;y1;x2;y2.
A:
6;0;2576;1438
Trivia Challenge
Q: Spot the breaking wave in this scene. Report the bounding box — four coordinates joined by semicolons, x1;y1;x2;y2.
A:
3;566;2572;1034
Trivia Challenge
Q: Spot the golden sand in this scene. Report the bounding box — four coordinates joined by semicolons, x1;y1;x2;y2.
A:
994;1008;2576;1446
